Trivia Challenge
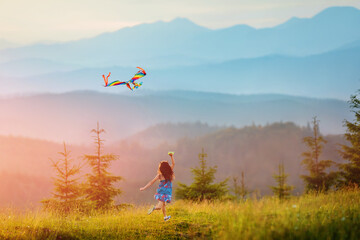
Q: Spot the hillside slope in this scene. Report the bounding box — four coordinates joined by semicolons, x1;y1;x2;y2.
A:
0;122;348;206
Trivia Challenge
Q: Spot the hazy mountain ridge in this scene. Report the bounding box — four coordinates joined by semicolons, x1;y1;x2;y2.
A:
1;39;358;99
124;122;222;148
0;91;351;144
0;58;82;78
150;44;360;99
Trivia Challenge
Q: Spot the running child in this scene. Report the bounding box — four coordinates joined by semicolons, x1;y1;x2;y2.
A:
140;152;175;221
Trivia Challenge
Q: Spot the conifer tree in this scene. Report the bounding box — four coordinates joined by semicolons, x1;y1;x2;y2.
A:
233;171;249;200
48;142;82;212
301;117;337;192
84;122;122;209
175;148;228;201
270;162;293;200
339;91;360;186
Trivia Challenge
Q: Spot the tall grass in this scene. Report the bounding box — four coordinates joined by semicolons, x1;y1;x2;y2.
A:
0;188;359;239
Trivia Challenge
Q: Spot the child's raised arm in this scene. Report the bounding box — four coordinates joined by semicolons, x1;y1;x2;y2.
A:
140;174;160;191
169;152;175;170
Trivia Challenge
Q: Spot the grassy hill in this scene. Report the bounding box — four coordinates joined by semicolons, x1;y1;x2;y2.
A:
0;188;359;239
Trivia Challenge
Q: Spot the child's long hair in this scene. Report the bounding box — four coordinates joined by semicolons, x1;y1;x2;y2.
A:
158;161;174;182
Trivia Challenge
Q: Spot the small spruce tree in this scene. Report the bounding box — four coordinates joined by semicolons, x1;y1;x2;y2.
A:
233;171;249;200
84;122;122;209
175;148;228;201
339;91;360;186
270;162;293;200
301;116;338;192
44;142;82;212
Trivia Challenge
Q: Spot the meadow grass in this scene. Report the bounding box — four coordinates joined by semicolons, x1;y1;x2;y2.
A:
0;188;359;240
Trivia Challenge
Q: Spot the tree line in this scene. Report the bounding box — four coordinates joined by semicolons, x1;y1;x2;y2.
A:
175;90;360;201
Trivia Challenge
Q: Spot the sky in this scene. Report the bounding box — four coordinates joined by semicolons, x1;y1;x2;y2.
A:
0;0;360;44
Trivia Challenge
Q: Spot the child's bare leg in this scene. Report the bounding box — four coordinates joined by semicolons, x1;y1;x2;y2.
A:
154;201;162;210
161;201;166;217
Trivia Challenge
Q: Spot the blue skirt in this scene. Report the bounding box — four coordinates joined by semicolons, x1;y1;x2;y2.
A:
154;180;172;203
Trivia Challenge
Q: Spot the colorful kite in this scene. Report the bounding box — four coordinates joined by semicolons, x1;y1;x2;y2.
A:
103;67;146;91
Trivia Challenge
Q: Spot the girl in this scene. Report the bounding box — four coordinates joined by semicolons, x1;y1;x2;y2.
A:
140;152;175;221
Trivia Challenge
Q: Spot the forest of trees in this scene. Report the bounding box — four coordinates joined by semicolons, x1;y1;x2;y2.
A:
175;90;360;201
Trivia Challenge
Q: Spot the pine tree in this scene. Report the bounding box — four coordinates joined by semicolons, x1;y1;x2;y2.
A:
84;122;122;209
301;117;338;192
270;162;293;200
339;91;360;186
233;171;249;200
46;142;82;212
175;148;228;201
232;176;240;200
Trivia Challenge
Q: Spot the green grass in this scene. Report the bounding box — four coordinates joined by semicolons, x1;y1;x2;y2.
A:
1;188;359;239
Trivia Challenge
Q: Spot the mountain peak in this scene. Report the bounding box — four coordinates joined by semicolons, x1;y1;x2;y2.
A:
129;17;209;33
169;17;195;24
315;6;360;18
275;6;360;29
218;24;255;33
165;17;209;31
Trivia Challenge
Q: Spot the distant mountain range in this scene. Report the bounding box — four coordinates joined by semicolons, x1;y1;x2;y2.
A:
0;91;351;144
8;42;358;99
1;6;360;68
0;6;359;98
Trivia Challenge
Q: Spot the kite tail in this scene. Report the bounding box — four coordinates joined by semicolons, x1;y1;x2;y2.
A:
133;82;143;89
136;67;146;75
102;75;106;86
126;83;133;91
103;72;111;86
